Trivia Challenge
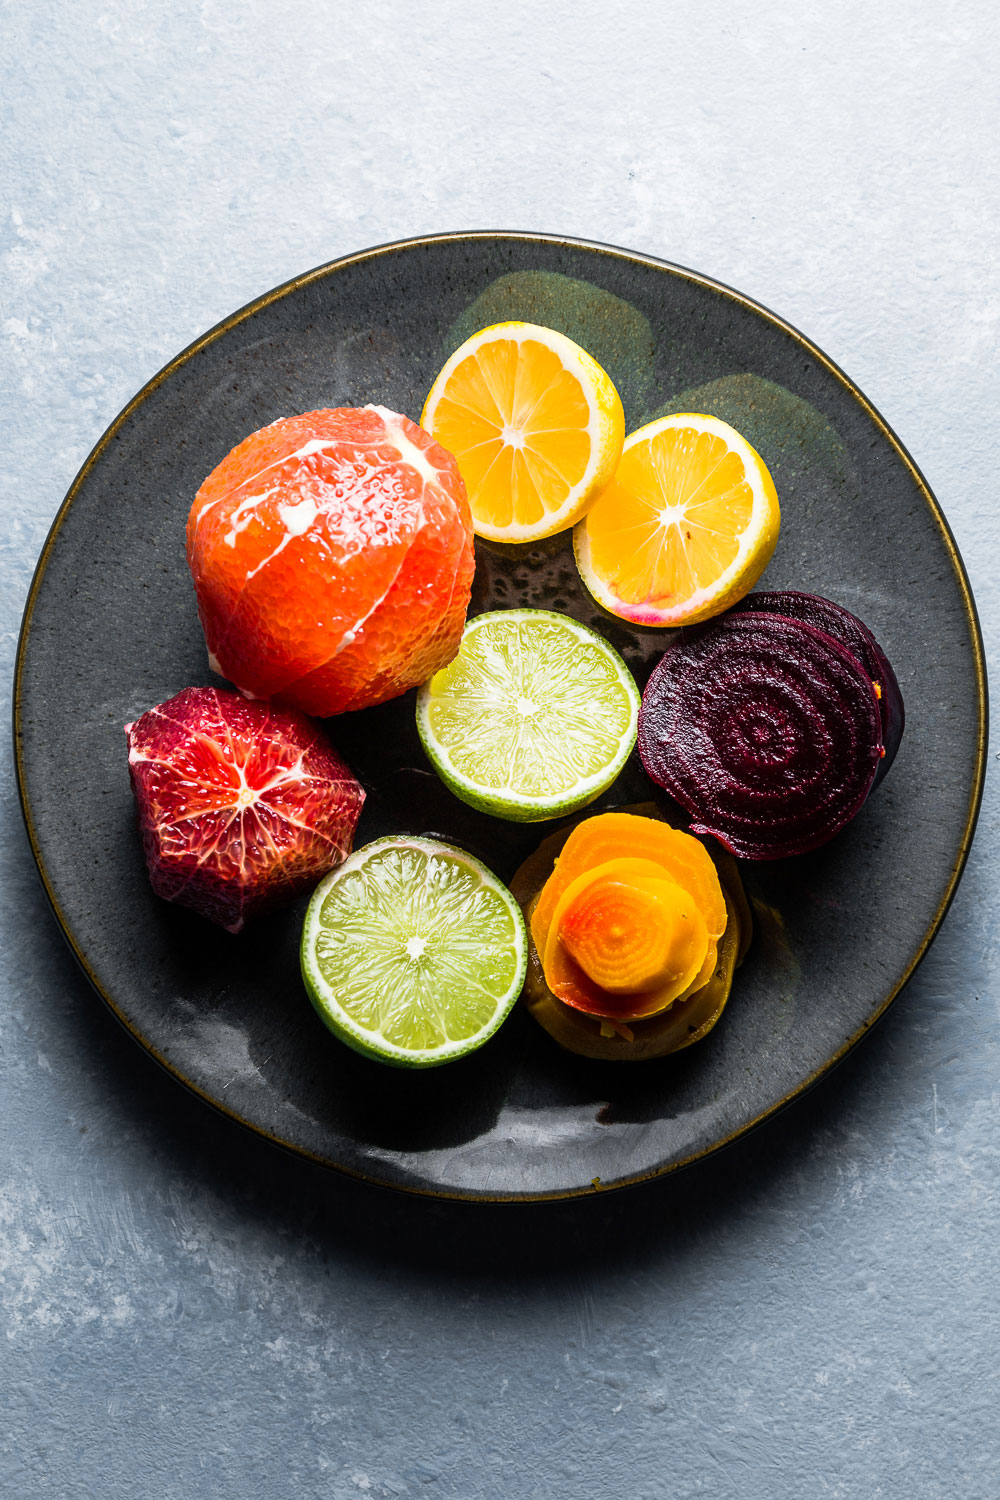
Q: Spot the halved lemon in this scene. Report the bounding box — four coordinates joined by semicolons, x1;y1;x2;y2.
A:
421;321;625;543
574;412;781;626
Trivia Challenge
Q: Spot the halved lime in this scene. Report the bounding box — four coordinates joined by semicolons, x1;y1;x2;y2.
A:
416;609;640;822
301;836;527;1068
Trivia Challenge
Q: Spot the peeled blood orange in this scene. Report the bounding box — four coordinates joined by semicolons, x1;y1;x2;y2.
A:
126;686;365;932
186;406;475;716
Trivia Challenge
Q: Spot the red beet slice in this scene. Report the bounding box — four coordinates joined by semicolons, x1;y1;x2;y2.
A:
733;590;904;785
638;614;884;860
126;686;364;932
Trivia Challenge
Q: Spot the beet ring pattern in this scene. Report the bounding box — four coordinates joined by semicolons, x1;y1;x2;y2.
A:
733;590;904;786
638;613;885;860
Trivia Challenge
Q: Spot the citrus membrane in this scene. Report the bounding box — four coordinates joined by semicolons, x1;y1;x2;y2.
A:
416;610;640;822
421;322;624;542
301;836;527;1067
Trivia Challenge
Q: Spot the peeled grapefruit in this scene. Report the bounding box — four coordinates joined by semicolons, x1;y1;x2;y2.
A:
186;406;475;716
126;686;365;932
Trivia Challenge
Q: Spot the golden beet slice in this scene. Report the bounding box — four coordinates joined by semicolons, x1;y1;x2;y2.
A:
520;889;741;1062
529;811;727;962
510;802;751;1062
541;858;710;1018
553;860;705;994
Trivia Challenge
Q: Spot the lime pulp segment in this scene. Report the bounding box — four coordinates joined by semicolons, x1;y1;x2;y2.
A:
416;610;640;820
301;837;527;1067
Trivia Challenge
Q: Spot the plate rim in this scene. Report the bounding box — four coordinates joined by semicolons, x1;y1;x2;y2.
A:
12;229;990;1201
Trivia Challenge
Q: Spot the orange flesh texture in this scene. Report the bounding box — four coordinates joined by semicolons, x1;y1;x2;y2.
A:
547;858;709;997
186;409;473;714
428;338;592;531
530;812;727;959
585;425;755;607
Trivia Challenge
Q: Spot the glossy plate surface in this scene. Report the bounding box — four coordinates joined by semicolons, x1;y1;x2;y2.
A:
15;233;986;1200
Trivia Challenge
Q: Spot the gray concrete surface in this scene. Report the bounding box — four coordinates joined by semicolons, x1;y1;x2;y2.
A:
2;3;997;1495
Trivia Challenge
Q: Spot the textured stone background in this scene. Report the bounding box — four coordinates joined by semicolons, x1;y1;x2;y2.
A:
2;3;997;1496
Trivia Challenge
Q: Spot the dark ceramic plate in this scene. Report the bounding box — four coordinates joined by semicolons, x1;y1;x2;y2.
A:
15;233;986;1200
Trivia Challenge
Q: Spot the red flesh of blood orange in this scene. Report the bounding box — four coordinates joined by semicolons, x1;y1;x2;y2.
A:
126;686;365;932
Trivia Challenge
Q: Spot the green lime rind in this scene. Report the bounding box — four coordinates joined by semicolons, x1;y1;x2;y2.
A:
301;836;527;1069
416;609;640;823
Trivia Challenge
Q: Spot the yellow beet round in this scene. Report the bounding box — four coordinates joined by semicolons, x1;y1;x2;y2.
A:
509;802;751;1062
542;857;710;1016
529;811;727;959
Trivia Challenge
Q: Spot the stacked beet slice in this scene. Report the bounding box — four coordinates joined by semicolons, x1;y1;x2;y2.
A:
638;592;904;860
